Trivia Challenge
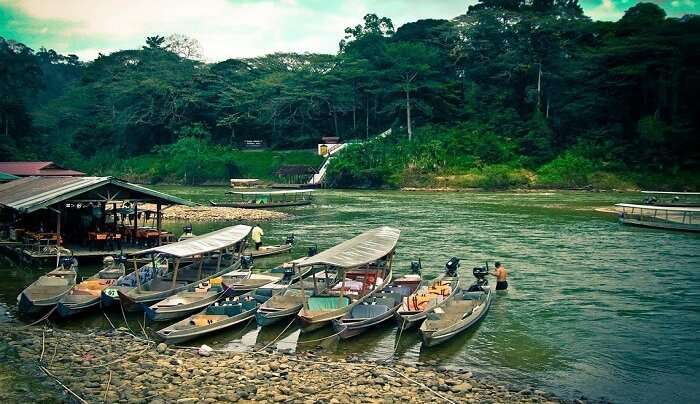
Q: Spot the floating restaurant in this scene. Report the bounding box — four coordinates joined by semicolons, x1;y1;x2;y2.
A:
0;176;193;264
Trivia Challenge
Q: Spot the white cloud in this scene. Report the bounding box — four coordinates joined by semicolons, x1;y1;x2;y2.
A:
2;0;470;61
587;0;624;21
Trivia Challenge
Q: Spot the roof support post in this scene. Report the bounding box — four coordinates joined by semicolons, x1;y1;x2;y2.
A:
55;208;61;267
312;268;318;294
134;259;142;292
171;258;181;288
197;257;204;281
133;202;138;237
338;269;345;307
156;203;162;246
113;203;118;240
301;264;309;310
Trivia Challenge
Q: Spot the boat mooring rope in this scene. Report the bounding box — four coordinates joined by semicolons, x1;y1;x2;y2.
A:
255;317;296;353
19;306;57;328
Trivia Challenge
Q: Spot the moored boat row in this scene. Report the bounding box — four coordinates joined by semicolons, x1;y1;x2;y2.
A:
15;225;499;349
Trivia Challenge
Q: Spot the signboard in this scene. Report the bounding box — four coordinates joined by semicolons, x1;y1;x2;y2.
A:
243;140;266;149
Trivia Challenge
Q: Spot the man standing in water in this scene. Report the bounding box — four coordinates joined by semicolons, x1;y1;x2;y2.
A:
251;224;264;250
492;261;508;290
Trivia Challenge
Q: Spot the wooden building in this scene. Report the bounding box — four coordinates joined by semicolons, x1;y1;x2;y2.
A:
0;176;193;263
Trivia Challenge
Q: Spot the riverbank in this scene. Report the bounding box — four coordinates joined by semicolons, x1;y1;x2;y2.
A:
141;204;289;222
0;325;573;404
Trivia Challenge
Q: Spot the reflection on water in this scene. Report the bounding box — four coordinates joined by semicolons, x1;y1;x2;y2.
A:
1;188;699;403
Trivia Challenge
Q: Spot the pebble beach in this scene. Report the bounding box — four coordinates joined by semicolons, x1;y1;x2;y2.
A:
0;325;576;404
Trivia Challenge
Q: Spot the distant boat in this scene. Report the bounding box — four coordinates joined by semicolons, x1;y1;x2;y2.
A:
296;226;400;332
17;256;78;316
616;204;699;232
243;234;295;258
420;266;494;347
56;256;126;318
156;294;259;344
210;189;313;209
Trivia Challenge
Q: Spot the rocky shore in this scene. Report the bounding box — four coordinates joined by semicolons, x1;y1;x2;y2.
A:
0;326;570;403
143;204;289;222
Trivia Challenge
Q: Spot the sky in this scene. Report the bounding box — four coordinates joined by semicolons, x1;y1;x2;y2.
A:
0;0;698;62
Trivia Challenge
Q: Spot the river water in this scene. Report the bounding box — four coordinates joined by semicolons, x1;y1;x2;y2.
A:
1;188;698;403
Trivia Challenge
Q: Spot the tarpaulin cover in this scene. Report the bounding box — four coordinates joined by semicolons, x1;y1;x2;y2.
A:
136;225;251;258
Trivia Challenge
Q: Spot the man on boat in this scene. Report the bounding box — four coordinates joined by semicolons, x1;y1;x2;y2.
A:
492;261;508;290
251;224;264;250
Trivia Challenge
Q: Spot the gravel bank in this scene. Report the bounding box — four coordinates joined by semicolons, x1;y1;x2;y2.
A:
0;325;589;404
141;204;289;222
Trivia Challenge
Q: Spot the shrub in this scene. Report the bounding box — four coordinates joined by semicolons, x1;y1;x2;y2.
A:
537;152;594;188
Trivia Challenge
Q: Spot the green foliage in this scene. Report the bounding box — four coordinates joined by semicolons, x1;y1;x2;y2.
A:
536;152;594;188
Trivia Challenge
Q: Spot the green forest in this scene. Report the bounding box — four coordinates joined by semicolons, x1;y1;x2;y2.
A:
1;1;699;189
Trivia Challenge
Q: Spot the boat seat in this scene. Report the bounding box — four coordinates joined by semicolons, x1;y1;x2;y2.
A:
351;304;387;318
308;296;350;311
462;292;484;300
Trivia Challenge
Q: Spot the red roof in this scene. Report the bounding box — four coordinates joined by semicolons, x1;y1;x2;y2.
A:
0;162;85;177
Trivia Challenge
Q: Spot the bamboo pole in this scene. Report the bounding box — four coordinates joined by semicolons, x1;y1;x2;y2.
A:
171;258;181;288
134;260;142;292
156;203;162;246
196;258;204;281
312;268;318;294
55;209;61;267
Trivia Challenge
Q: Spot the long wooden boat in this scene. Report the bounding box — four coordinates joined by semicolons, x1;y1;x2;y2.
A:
100;257;169;308
395;261;461;331
420;277;493;347
255;269;337;326
332;273;421;339
156;294;259;344
116;225;252;312
221;264;312;300
211;189;314;209
296;226;400;332
143;277;227;322
616;203;700;232
17;257;78;316
56;257;126;318
243;238;294;258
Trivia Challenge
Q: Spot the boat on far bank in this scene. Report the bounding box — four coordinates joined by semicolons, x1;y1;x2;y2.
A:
210;189;313;209
616;203;699;232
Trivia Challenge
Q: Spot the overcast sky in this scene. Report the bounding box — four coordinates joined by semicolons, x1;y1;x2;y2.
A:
0;0;697;61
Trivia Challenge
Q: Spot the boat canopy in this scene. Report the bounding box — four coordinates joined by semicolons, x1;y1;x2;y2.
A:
292;226;400;268
227;189;314;195
615;203;700;212
135;225;252;257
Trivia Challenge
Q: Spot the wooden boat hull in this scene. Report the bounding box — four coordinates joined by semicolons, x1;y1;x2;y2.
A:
256;303;303;327
245;243;293;258
332;306;398;339
56;297;100;318
298;270;393;333
17;270;77;316
420;287;493;348
620;218;700;232
395;275;460;331
144;292;223;322
209;200;311;209
156;307;257;345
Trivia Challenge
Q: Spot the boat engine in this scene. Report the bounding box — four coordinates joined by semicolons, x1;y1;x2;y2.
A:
468;266;489;291
61;256;75;270
286;234;295;245
307;245;318;257
445;257;460;277
241;255;254;269
410;259;422;276
281;267;296;282
183;224;193;234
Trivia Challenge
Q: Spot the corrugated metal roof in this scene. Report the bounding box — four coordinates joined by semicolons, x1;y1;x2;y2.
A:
292;226;400;268
0;161;84;176
0;176;194;213
135;225;252;257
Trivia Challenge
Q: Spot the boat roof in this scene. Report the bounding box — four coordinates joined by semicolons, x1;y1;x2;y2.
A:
135;225;252;257
292;226;400;268
640;191;700;195
227;189;314;195
616;203;700;212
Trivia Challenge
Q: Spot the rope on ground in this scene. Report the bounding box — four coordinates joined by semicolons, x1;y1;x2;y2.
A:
39;365;88;404
255;317;296;353
48;338;59;368
70;345;151;370
118;300;136;336
20;306;57;328
381;366;456;404
39;329;46;362
103;370;112;402
102;311;116;330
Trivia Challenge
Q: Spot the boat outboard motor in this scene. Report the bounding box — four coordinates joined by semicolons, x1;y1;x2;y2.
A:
281;267;296;283
445;257;460;277
307;245;318;257
241;255;254;269
410;259;422;276
286;234;295;245
61;256;75;270
468;266;489;291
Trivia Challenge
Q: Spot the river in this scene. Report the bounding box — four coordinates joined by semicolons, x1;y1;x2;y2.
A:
1;188;698;403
